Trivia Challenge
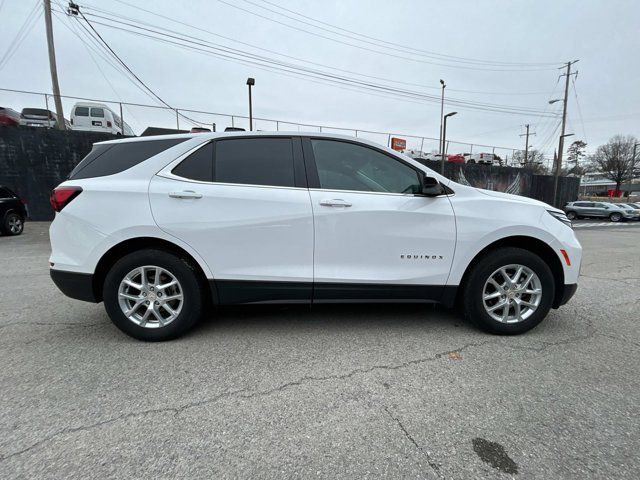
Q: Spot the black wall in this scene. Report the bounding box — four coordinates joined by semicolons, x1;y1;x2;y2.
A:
415;159;579;208
0;128;117;221
0;128;580;221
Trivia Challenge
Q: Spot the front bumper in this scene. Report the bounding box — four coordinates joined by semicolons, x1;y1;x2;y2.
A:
50;269;99;303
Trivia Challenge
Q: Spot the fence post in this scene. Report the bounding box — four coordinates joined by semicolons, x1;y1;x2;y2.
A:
419;137;424;155
231;116;235;127
355;130;358;137
387;134;391;147
319;126;323;132
276;121;279;131
212;123;216;132
175;109;179;129
44;94;49;114
470;144;473;155
119;102;124;135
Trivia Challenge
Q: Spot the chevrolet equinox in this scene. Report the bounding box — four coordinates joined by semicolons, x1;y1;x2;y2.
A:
49;132;581;341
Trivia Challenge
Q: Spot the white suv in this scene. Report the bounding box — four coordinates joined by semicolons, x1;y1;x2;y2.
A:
49;132;581;341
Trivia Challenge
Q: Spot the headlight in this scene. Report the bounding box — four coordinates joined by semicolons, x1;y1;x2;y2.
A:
547;210;572;228
626;210;634;214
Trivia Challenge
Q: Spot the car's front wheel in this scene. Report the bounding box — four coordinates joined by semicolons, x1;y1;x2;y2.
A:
2;213;24;235
609;212;622;222
565;211;577;220
462;247;555;335
103;249;204;341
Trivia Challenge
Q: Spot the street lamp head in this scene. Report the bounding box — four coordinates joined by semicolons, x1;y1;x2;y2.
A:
439;79;445;86
445;111;458;118
246;77;255;86
548;99;562;105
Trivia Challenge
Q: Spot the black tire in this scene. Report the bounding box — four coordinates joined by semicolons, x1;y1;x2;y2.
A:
609;212;622;222
461;247;555;335
565;211;577;220
103;249;204;341
468;159;475;164
2;212;24;236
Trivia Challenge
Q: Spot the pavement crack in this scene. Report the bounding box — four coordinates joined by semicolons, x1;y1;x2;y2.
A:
0;342;491;463
383;406;444;479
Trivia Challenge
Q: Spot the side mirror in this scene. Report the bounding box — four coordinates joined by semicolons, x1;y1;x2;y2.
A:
421;175;444;197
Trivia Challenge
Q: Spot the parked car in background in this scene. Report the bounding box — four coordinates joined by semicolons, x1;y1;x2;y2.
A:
468;152;497;165
49;132;580;341
19;108;58;128
617;203;640;219
564;201;638;222
0;186;27;236
190;127;211;133
0;107;21;126
447;154;466;164
70;102;135;136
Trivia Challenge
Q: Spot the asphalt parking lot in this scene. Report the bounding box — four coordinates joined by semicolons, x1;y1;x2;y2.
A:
1;222;639;479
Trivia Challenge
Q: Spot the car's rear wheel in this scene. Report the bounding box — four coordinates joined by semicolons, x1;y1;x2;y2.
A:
3;213;24;236
103;249;204;341
461;247;555;335
609;212;622;222
565;211;577;220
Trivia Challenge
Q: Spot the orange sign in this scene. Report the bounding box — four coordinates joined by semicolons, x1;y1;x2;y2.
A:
391;137;406;151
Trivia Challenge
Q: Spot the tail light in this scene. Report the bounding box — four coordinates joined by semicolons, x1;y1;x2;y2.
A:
107;121;112;128
50;186;82;212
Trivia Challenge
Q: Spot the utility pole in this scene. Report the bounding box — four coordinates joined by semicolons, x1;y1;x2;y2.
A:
552;60;579;206
519;124;536;166
43;0;65;130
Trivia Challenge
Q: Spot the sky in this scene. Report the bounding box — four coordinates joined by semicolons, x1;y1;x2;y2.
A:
1;0;639;165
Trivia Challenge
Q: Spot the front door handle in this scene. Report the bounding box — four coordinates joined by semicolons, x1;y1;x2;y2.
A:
169;190;202;199
319;199;352;207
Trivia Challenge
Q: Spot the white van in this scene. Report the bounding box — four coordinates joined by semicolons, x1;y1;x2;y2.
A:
70;102;135;136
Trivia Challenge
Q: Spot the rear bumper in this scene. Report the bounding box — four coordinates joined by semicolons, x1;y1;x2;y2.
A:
554;283;578;308
50;269;99;303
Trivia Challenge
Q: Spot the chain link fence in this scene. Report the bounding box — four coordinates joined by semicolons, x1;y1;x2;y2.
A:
1;87;521;162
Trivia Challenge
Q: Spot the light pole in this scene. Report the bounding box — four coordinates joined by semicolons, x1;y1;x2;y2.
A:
441;111;457;174
439;79;446;173
246;77;255;131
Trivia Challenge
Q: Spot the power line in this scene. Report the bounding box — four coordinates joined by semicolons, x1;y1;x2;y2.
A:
571;76;588;142
254;0;563;68
66;8;558;118
81;2;558;96
0;0;42;71
80;3;549;96
210;0;559;72
224;0;561;71
72;9;200;126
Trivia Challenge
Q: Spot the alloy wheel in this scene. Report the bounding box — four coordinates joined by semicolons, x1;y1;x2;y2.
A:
8;215;22;234
117;265;183;328
482;264;542;324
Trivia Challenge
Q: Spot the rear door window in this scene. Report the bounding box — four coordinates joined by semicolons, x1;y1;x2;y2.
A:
171;142;213;182
90;108;105;118
69;138;189;180
75;107;89;117
213;138;295;187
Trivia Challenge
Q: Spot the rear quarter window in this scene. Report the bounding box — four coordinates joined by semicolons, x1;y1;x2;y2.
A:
69;138;189;180
74;107;89;116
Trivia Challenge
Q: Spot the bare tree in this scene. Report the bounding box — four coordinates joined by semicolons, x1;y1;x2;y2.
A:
511;149;549;174
590;135;638;193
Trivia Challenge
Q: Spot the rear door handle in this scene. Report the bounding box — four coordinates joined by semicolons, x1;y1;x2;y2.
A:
319;199;352;207
169;190;202;199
